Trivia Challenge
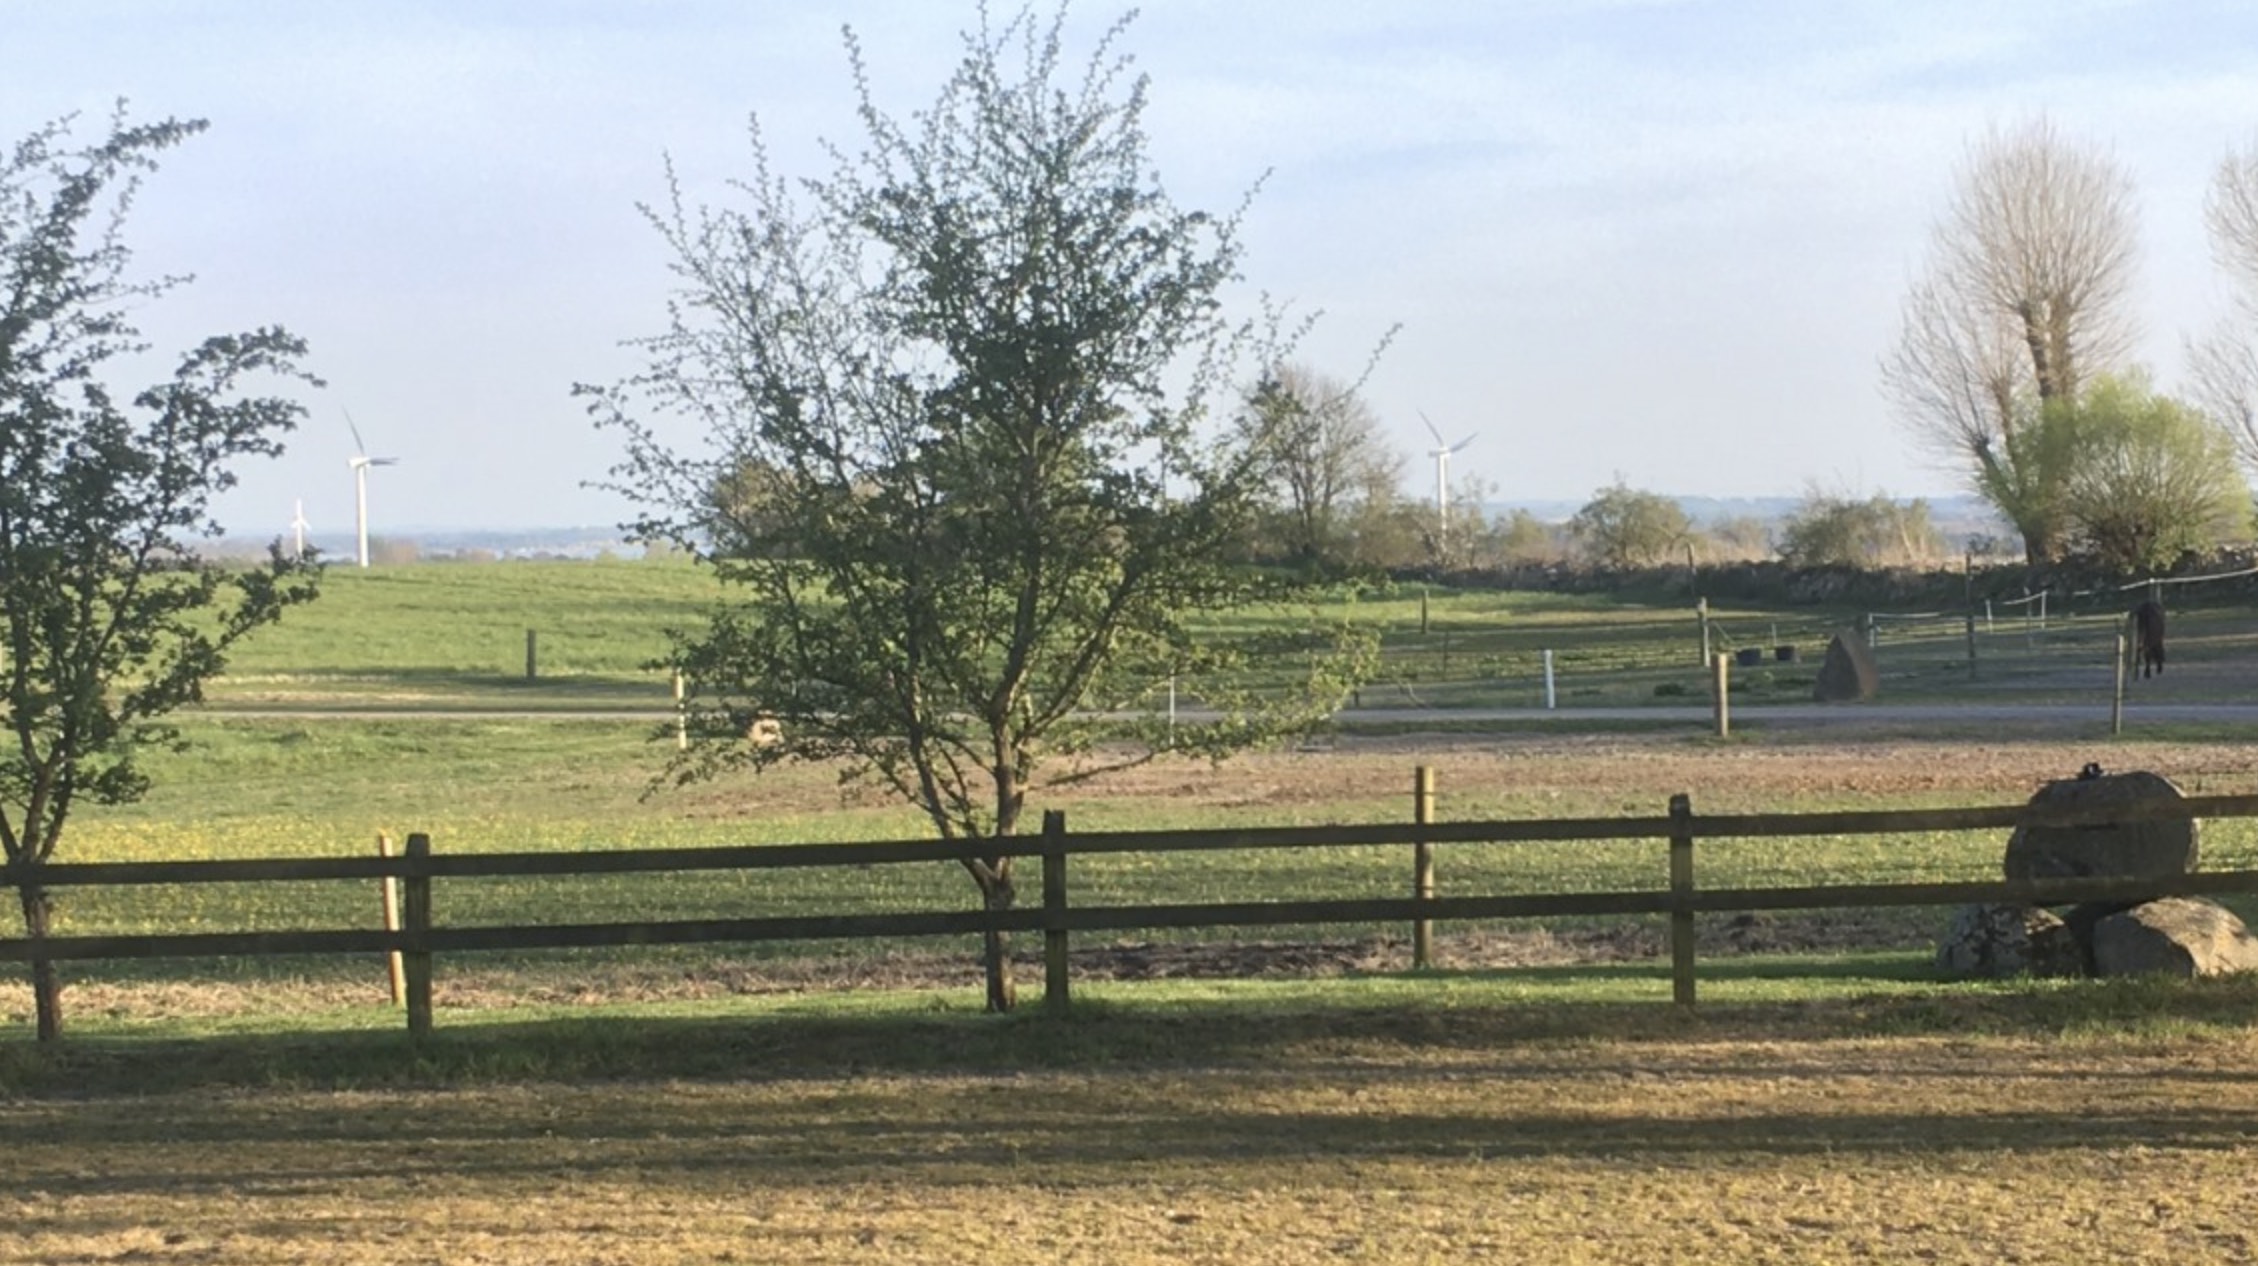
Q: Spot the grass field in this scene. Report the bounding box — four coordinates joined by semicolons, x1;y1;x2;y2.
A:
200;557;2258;713
9;560;2258;1262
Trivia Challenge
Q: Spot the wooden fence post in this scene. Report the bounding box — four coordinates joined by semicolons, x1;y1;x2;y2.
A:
1412;767;1436;969
1696;597;1710;666
673;669;689;751
1710;653;1730;738
525;629;538;681
402;832;434;1041
1965;612;1979;678
1669;794;1696;1008
2111;630;2127;736
1042;810;1070;1015
377;832;406;1008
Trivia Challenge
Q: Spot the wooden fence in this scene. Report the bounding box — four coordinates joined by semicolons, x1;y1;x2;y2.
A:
7;788;2258;1039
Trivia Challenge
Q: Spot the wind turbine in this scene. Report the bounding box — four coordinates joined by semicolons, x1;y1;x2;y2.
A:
290;499;310;560
345;410;399;568
1420;412;1474;552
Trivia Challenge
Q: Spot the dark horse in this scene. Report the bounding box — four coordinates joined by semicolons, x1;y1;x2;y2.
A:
2128;599;2166;679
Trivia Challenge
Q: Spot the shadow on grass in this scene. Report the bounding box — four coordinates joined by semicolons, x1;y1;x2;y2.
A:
7;964;2257;1099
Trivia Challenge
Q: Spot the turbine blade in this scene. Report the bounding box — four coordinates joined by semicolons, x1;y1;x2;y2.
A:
344;408;367;456
1418;410;1445;447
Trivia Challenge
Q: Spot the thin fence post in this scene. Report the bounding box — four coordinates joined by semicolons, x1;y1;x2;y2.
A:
673;669;688;751
1669;794;1696;1008
1710;653;1730;738
1412;767;1436;969
1696;598;1710;666
2112;630;2127;736
524;629;538;681
1965;612;1979;679
1542;649;1556;710
1042;809;1070;1015
402;832;434;1041
377;832;405;1008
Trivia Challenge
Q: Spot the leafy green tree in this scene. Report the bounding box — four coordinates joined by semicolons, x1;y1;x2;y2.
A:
1777;490;1944;568
1568;480;1692;568
586;7;1370;1011
2050;375;2250;572
1;109;321;1042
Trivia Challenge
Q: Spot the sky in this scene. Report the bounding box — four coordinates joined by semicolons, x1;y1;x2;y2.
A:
8;0;2258;537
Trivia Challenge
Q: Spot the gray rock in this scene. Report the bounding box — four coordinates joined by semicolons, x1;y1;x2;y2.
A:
1811;631;1879;703
2003;771;2198;882
2089;898;2258;978
1936;903;2083;979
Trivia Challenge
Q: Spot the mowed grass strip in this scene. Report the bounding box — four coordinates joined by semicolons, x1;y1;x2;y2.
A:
3;979;2258;1264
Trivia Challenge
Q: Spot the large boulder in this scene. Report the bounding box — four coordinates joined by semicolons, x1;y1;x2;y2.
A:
2003;770;2198;882
1936;903;2083;979
2089;898;2258;978
1811;631;1879;703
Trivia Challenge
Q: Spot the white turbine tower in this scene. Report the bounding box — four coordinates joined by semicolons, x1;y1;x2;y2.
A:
345;411;399;568
290;499;310;560
1420;412;1474;553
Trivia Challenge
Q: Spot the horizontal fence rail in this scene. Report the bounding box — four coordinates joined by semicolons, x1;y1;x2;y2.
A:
6;790;2258;1038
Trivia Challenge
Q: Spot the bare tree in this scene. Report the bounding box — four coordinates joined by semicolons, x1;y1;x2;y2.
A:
1883;117;2140;561
1244;363;1404;567
2190;137;2258;470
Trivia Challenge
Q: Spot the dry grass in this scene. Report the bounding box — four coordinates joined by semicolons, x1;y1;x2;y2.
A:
6;992;2258;1264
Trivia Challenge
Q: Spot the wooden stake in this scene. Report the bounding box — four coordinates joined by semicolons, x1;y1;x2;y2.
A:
1042;810;1070;1014
1669;794;1696;1008
402;832;434;1041
1710;653;1730;738
2112;630;2126;736
377;832;405;1008
1412;766;1436;969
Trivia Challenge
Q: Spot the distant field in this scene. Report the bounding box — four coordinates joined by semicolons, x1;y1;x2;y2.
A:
201;557;2258;713
208;558;721;708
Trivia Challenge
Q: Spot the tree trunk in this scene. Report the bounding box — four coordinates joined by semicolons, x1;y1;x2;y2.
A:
18;884;62;1043
976;860;1017;1013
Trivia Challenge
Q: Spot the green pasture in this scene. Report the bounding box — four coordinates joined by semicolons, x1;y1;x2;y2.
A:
20;716;2258;1018
9;556;2255;1031
199;557;2258;714
208;557;720;708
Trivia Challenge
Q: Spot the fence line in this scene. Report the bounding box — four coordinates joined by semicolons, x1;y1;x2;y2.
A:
6;791;2258;1037
2070;562;2258;600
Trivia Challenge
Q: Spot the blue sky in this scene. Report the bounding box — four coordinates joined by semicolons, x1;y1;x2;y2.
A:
8;1;2258;534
